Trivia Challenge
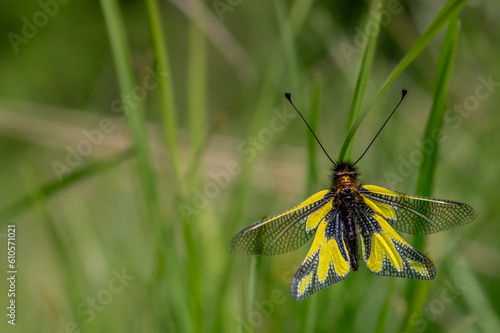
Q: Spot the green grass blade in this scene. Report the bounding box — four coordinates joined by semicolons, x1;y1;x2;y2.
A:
374;279;396;333
144;0;182;185
338;0;468;162
0;150;133;224
184;115;225;189
401;13;461;333
218;3;310;329
453;262;500;332
275;0;302;97
185;10;209;328
20;163;86;330
99;0;162;231
187;1;208;185
247;256;258;333
302;295;319;333
144;1;201;331
99;1;193;332
379;0;466;98
415;25;460;197
341;0;383;162
306;80;321;194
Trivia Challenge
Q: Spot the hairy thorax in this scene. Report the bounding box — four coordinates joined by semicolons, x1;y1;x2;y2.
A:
331;163;361;201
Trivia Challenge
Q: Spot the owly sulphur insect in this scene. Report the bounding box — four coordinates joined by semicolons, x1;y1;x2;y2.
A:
229;90;476;300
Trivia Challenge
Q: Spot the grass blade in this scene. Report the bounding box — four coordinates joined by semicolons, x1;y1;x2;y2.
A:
187;0;208;185
338;0;468;162
144;1;202;331
374;279;396;333
99;0;163;233
306;80;321;194
341;0;383;162
20;163;87;330
401;13;461;333
453;261;500;332
99;1;193;332
415;26;460;197
144;0;182;184
275;0;302;97
0;150;133;223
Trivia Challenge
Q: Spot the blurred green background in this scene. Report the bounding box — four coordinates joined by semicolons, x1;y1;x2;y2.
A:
0;0;498;332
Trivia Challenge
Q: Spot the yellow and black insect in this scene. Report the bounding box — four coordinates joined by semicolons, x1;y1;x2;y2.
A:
229;90;476;301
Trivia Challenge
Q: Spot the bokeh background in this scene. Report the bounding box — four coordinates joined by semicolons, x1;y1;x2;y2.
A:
0;0;498;332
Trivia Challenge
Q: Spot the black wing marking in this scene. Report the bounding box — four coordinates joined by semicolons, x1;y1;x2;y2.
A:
356;206;435;279
290;212;351;300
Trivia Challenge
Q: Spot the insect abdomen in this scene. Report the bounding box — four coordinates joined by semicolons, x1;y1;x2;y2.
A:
343;210;359;271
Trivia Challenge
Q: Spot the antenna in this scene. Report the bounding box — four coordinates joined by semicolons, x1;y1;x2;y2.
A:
285;92;337;167
352;88;408;166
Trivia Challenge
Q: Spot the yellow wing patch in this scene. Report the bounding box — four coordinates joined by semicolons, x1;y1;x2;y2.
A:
229;190;332;256
362;195;396;219
364;214;406;273
305;199;333;231
358;208;436;280
272;189;330;232
318;236;350;279
408;260;428;275
363;185;448;204
363;185;399;196
269;190;330;223
304;218;350;281
291;215;351;300
297;272;313;295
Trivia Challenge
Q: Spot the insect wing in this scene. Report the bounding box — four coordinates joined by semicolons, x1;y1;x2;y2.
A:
356;207;435;279
291;213;351;300
360;185;476;235
229;191;333;256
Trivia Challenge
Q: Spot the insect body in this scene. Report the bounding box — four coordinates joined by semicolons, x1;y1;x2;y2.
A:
229;160;475;300
228;91;476;300
333;163;361;272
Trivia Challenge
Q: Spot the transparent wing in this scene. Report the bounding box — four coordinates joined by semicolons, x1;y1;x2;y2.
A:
360;185;476;235
356;206;435;280
290;213;350;301
228;191;333;256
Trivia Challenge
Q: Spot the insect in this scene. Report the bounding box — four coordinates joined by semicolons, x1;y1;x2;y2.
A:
228;90;476;300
